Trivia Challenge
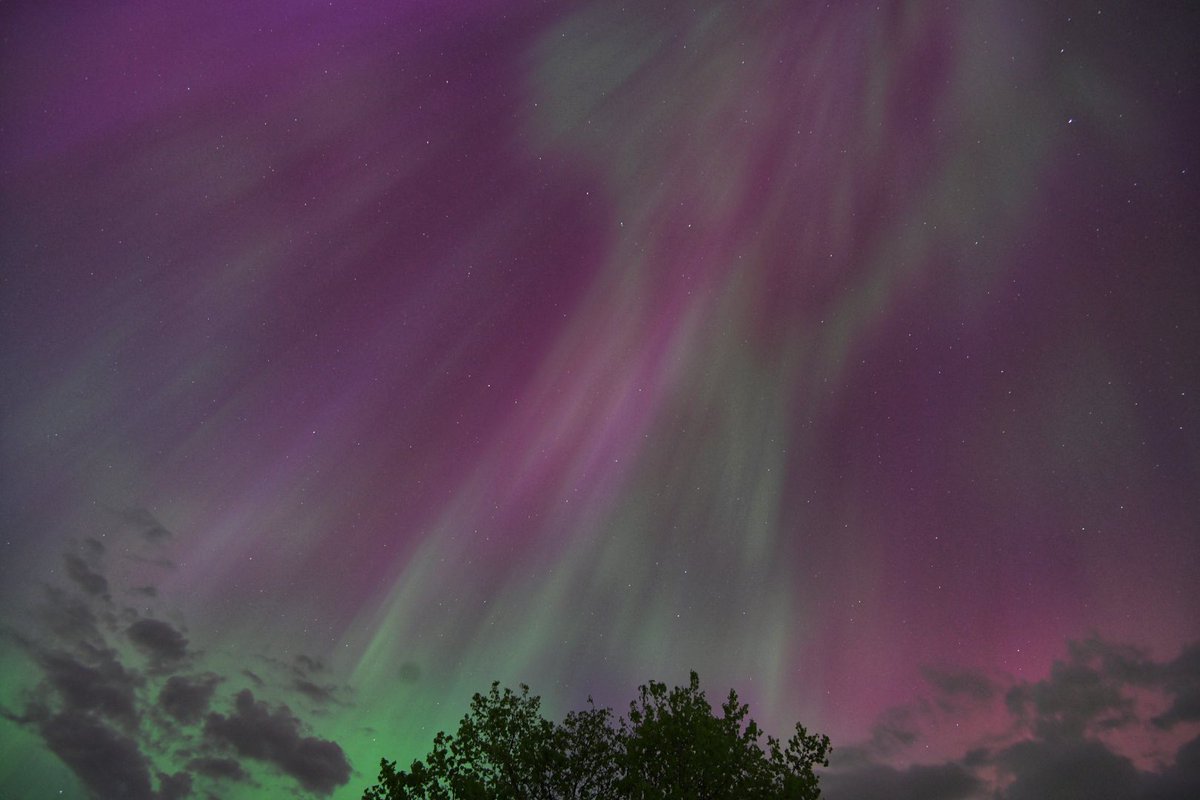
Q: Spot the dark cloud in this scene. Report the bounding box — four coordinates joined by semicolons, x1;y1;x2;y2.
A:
979;731;1200;800
858;668;999;762
1166;642;1200;681
203;689;351;796
1066;637;1161;686
1144;735;1200;800
9;539;354;798
1003;635;1200;742
36;711;161;800
186;756;251;782
63;553;109;598
1154;692;1200;730
1006;659;1134;739
127;618;189;670
38;586;105;644
922;666;996;701
823;761;981;800
867;707;919;754
39;723;190;800
833;636;1200;800
38;648;142;729
156;771;193;800
117;506;174;541
1154;643;1200;730
159;674;221;725
245;654;346;707
830;727;1200;800
295;654;326;675
997;738;1140;800
294;678;338;706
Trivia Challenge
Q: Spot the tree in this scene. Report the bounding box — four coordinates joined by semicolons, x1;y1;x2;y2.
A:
620;672;828;800
364;673;829;800
363;683;583;800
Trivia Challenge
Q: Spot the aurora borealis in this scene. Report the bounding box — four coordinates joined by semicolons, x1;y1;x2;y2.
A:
1;1;1198;797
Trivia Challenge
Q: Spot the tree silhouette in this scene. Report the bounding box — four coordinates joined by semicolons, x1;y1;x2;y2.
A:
364;672;829;800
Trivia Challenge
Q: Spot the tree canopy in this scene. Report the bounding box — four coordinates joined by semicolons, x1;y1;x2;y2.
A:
364;672;830;800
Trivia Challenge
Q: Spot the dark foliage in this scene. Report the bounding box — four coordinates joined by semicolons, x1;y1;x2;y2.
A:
364;672;830;800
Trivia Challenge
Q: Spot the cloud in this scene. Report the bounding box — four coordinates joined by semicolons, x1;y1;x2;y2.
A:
37;648;143;729
127;618;189;670
867;705;920;754
37;586;105;644
294;678;339;706
1154;642;1200;730
155;771;193;800
295;654;326;675
186;756;251;782
999;633;1200;743
1066;637;1161;686
1002;634;1200;743
63;553;109;598
159;674;221;725
823;761;981;800
996;738;1140;800
922;666;996;702
5;533;353;798
203;689;351;795
1005;659;1134;739
115;506;174;541
1143;734;1200;800
290;655;345;705
34;710;185;800
827;635;1200;800
1155;693;1200;731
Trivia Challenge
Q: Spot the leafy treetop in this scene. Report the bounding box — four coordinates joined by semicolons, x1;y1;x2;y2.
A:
364;671;830;800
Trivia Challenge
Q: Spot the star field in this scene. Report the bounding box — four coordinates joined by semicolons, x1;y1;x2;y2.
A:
1;2;1198;798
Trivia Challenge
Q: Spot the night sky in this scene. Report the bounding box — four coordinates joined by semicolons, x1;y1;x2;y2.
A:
1;2;1198;799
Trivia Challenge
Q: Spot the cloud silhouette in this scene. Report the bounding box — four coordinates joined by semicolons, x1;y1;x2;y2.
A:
1143;734;1200;800
186;755;251;783
920;666;996;702
826;635;1200;800
34;710;187;800
1154;642;1200;730
294;678;339;706
36;648;143;729
996;737;1140;800
203;689;351;796
295;654;327;675
62;553;109;598
114;506;174;541
823;761;981;800
127;618;190;671
36;586;105;644
159;674;221;725
2;528;352;798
